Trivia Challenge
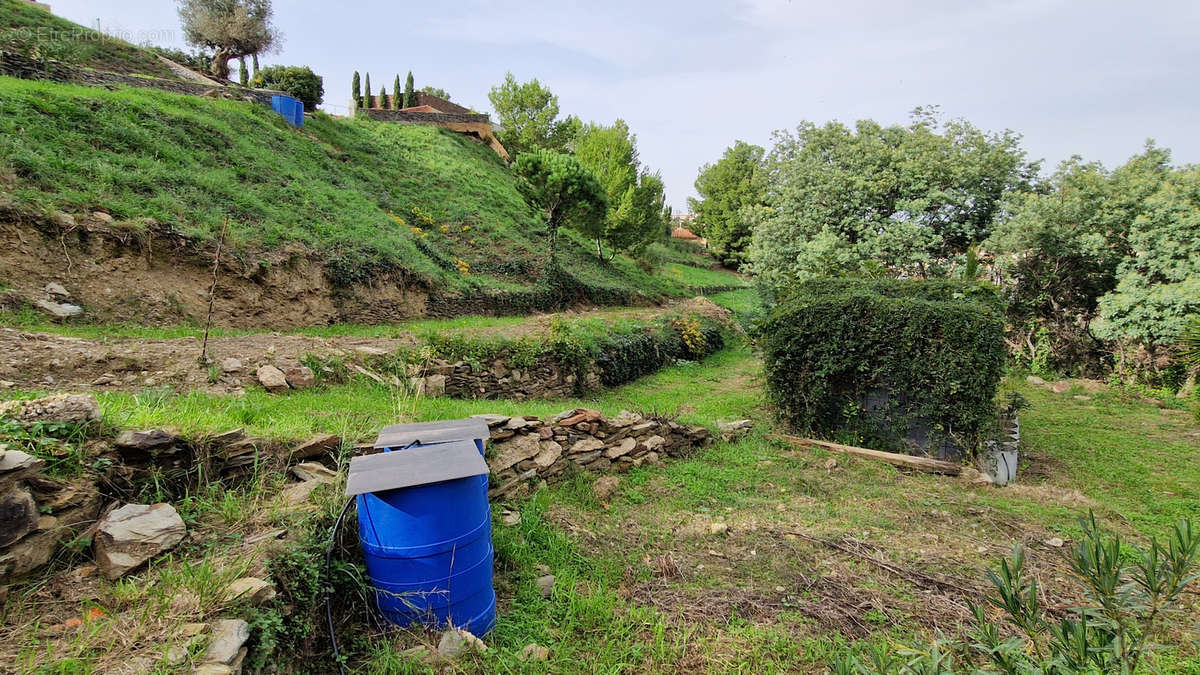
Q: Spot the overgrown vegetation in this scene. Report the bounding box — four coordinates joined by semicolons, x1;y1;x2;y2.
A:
759;279;1006;456
834;513;1199;673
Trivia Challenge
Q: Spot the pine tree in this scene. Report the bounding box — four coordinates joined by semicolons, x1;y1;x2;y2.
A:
352;71;361;107
404;71;415;108
364;73;373;108
393;75;402;109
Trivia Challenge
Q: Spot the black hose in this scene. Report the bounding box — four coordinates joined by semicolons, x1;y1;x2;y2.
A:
326;496;354;675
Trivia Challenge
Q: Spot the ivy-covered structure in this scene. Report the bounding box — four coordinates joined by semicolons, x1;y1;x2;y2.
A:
760;279;1006;459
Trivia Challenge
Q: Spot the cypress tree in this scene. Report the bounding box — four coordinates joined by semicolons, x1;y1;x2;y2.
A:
364;73;373;108
404;71;415;108
352;71;361;107
393;75;402;109
379;85;388;110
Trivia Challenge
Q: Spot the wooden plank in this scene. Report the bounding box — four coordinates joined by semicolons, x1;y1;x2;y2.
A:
764;434;962;475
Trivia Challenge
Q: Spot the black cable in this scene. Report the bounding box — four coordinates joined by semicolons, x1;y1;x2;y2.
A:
325;496;354;675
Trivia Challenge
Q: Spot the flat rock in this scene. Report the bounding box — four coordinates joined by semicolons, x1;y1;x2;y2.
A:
34;299;82;319
473;414;511;428
192;665;234;675
219;358;242;373
519;643;550;662
505;416;531;430
643;435;667;451
608;410;643;428
204;618;250;665
532;441;562;468
281;480;324;507
559;409;602;427
1051;381;1071;394
0;394;100;427
487;434;541;473
535;574;555;598
569;438;605;455
282;364;315;390
604;437;637;459
93;503;186;579
291;462;337;483
114;429;175;451
256;365;290;393
0;486;39;548
709;522;728;535
591;475;620;502
290;433;340;459
438;628;487;659
44;282;70;299
1026;375;1046;385
423;374;447;397
226;577;276;605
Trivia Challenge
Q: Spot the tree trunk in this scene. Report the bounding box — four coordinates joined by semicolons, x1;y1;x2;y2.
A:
238;56;248;85
252;53;260;76
210;48;232;81
596;237;604;259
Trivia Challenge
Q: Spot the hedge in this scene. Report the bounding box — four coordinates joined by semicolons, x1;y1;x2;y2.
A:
760;279;1005;458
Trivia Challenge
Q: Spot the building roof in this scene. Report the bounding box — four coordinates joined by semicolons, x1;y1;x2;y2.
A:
672;226;702;241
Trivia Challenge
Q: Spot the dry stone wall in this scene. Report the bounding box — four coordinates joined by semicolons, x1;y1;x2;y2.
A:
1;393;716;582
479;408;712;496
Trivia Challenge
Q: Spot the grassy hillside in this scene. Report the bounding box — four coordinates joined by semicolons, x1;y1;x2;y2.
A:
0;76;742;307
0;0;179;79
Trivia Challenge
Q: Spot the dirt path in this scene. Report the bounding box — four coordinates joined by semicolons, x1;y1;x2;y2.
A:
0;299;725;394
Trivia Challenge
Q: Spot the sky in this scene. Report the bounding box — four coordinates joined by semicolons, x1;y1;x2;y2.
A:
48;0;1200;211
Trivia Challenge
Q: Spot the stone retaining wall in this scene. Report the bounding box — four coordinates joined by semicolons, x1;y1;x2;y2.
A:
0;51;288;107
479;408;712;497
1;394;713;582
360;108;491;125
411;356;599;401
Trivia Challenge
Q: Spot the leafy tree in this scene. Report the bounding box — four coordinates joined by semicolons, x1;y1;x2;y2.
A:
987;145;1170;373
351;70;360;107
572;120;668;259
420;86;451;101
511;149;607;260
1096;164;1200;368
177;0;280;81
688;140;765;266
392;74;401;110
403;71;415;109
746;109;1037;294
488;72;580;156
251;64;323;109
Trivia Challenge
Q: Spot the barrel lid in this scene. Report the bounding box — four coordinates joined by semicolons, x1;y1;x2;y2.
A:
374;417;490;450
346;439;488;496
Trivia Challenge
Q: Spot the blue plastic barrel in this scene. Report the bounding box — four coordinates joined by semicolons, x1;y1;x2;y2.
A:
355;425;495;634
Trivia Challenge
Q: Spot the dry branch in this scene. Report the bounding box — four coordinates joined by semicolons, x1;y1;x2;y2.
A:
765;434;963;475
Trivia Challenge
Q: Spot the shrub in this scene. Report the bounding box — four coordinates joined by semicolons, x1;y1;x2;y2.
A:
251;65;324;110
832;513;1199;673
760;279;1005;458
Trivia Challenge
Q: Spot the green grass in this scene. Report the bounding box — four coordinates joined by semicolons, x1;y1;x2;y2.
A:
0;76;708;306
661;262;748;290
0;0;179;79
6;345;1200;672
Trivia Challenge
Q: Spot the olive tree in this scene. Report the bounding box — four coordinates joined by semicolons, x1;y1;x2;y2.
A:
177;0;280;81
